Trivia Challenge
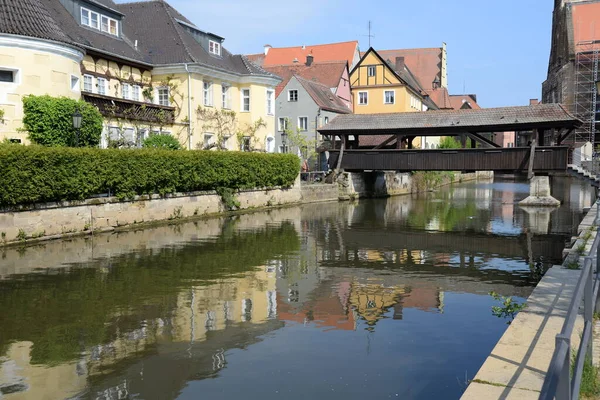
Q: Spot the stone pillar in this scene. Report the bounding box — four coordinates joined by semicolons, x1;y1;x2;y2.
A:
519;176;560;207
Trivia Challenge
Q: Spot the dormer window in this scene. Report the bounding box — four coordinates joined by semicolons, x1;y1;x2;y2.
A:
81;6;118;36
81;8;100;30
209;40;221;56
101;16;118;36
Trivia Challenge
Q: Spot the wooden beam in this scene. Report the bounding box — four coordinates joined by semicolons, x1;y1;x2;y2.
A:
373;135;397;150
527;139;537;180
467;132;501;148
557;128;574;145
335;135;346;172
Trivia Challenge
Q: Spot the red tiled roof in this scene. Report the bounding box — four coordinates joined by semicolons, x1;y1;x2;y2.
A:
449;94;481;110
572;2;600;52
262;41;358;66
263;61;347;97
296;76;351;114
426;87;452;109
246;53;265;67
365;47;443;91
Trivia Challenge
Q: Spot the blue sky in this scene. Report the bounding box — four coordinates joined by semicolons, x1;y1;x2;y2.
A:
118;0;554;108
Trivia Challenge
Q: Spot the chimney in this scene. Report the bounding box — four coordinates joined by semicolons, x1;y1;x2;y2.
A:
293;58;299;63
264;44;272;55
302;44;306;50
529;98;539;105
306;54;314;66
395;56;405;72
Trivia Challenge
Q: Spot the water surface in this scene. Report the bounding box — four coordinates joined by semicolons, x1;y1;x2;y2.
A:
0;176;594;399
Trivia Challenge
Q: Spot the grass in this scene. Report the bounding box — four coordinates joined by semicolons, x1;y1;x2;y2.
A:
573;354;600;399
567;261;581;270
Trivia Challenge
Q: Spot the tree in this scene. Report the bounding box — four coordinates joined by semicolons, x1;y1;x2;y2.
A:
282;118;317;160
439;136;462;149
196;106;267;151
142;134;182;150
23;95;103;147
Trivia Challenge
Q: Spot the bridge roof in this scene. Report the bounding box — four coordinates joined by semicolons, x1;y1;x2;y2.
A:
318;103;581;135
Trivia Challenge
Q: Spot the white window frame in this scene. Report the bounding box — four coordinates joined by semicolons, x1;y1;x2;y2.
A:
367;66;376;77
384;90;395;105
96;77;107;96
132;85;140;102
298;116;308;132
288;90;298;102
70;75;80;92
81;8;99;30
278;117;288;132
222;84;230;109
83;74;93;93
324;116;329;125
209;40;221;56
358;91;368;105
241;88;250;112
203;133;214;149
122;83;130;100
203;81;213;106
266;89;275;115
101;15;118;36
157;87;170;106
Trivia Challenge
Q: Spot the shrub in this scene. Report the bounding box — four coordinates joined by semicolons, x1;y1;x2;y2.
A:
23;95;103;147
0;145;299;206
439;136;462;149
142;134;182;150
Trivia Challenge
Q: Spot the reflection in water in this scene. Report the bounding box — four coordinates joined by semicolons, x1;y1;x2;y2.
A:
0;177;594;400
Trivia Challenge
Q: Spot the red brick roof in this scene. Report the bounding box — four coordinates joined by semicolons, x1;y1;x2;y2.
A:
246;53;265;67
364;47;443;91
572;2;600;52
426;87;452;110
449;94;481;110
263;61;347;97
261;41;358;66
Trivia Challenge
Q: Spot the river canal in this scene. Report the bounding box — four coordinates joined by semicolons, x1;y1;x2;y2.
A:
0;176;595;400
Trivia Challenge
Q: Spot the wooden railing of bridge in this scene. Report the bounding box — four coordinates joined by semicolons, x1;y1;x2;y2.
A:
328;146;569;172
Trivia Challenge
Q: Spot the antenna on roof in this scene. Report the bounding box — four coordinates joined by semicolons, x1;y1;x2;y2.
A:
363;21;375;48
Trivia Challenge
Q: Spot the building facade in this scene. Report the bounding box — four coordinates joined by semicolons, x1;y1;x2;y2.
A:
0;0;280;151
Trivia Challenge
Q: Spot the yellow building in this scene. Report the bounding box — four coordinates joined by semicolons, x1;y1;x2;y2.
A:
0;0;280;151
349;48;437;149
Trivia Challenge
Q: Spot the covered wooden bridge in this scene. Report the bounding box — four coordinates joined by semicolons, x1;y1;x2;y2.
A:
318;104;582;173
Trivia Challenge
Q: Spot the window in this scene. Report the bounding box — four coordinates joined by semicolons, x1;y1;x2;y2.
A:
266;89;274;115
298;117;308;131
0;70;15;83
222;84;230;108
358;91;368;105
241;88;250;112
241;136;251;152
203;133;214;149
97;77;107;95
158;87;169;106
81;8;99;29
122;83;130;100
83;74;93;92
288;90;298;102
278;117;288;132
410;95;421;110
203;81;213;106
132;85;140;101
384;90;395;104
209;40;221;56
70;75;80;91
101;16;118;36
324;116;329;125
367;66;376;77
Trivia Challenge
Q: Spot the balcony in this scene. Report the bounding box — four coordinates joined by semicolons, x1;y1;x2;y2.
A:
82;92;176;124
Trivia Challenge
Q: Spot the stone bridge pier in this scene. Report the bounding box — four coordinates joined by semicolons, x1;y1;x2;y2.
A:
519;176;561;207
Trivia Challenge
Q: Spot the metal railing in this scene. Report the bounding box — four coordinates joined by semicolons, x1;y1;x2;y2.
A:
300;171;327;184
539;225;600;400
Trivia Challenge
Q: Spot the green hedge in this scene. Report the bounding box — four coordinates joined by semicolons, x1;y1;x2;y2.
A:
0;145;300;206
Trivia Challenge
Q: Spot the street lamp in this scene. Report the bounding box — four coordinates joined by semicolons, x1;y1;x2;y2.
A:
281;132;287;154
72;107;82;147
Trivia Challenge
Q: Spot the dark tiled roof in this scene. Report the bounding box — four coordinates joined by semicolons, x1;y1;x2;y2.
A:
319;104;582;134
117;1;277;77
0;0;78;47
296;76;351;114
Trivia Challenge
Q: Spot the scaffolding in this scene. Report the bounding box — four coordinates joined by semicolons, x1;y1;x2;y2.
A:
574;41;600;144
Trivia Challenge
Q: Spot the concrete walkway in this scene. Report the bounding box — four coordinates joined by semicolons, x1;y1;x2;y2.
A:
462;206;598;399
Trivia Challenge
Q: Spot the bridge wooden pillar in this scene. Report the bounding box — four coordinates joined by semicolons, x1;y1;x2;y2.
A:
407;136;414;149
460;134;467;148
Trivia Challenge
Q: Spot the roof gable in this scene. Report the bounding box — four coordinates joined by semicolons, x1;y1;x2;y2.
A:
293;76;351;114
263;61;348;97
449;94;481;110
372;47;443;91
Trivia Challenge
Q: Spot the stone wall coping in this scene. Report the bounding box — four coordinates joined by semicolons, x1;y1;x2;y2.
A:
0;185;294;214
